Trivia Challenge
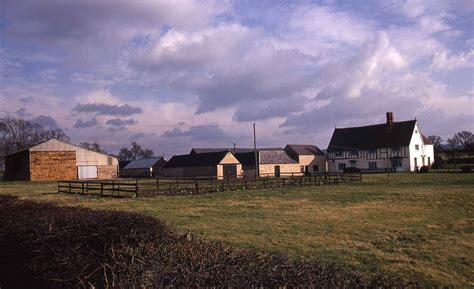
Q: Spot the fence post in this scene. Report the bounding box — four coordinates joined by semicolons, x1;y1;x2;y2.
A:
156;178;160;192
134;179;138;199
81;182;85;194
100;183;104;196
195;178;199;194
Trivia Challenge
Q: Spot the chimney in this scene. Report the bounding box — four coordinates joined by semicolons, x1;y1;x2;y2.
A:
386;112;394;128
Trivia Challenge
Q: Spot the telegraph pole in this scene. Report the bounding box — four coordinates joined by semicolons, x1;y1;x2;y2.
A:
253;123;258;179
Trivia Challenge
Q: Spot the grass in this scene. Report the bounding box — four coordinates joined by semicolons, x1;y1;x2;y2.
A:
0;173;473;287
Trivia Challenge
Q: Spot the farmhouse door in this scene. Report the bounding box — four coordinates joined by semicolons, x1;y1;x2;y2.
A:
274;165;281;178
78;166;98;179
223;165;237;179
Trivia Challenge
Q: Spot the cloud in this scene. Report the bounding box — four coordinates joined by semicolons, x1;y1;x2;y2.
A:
106;118;138;126
74;118;98;128
73;103;142;116
162;124;230;141
30;115;59;129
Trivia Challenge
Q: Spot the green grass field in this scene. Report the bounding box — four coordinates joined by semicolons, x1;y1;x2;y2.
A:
0;173;473;287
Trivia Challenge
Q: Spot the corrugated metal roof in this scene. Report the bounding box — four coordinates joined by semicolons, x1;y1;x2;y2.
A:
123;157;164;170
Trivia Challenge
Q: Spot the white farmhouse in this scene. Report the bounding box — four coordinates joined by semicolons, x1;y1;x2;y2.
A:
327;112;434;172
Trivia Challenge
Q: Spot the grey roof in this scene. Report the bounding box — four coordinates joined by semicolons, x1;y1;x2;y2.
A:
164;151;233;168
190;147;281;154
123;157;165;170
285;144;325;156
259;150;297;164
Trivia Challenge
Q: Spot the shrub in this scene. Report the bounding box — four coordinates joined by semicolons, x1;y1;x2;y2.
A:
419;166;430;173
461;166;472;173
0;196;414;288
343;167;361;173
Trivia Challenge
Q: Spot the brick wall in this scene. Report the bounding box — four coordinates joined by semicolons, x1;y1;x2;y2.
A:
30;151;76;181
97;165;118;179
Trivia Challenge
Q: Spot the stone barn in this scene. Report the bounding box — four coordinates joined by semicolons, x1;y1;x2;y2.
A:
4;139;118;181
120;157;167;178
162;151;242;179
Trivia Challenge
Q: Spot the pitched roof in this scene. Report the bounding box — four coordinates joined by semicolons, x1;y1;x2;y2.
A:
285;144;325;156
5;138;117;159
422;134;432;145
259;150;297;164
164;151;235;168
122;157;165;170
235;151;256;166
190;147;281;154
327;120;417;151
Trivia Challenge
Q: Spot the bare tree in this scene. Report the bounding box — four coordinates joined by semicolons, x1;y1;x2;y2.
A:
0;117;69;169
427;135;443;152
454;131;473;150
80;142;107;154
118;142;154;162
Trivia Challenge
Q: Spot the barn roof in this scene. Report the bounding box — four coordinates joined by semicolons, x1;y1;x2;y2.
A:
285;144;325;156
259;149;297;164
327;120;417;151
190;147;281;154
122;157;165;170
164;151;236;168
5;138;117;159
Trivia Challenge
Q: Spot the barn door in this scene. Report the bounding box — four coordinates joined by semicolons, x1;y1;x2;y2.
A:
223;165;237;179
78;166;98;179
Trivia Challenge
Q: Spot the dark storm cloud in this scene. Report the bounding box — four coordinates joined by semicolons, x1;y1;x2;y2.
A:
30;115;59;129
73;118;98;128
73;103;142;116
106;118;138;126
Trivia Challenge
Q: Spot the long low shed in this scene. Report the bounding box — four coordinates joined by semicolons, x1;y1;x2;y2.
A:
162;151;242;179
4;139;118;181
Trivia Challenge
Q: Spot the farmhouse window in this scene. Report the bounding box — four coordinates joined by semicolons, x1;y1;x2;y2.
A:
415;145;419;151
338;163;346;170
335;150;343;157
414;157;418;168
313;165;319;172
368;149;376;154
392;159;402;167
369;162;377;169
350;150;358;156
350;160;356;167
392;146;400;152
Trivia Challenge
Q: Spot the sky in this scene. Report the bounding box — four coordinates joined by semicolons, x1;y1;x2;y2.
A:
1;0;473;157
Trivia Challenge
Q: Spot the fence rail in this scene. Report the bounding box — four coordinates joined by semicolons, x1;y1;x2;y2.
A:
58;173;362;198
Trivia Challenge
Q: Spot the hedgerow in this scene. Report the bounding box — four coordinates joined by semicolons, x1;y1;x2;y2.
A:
0;195;416;288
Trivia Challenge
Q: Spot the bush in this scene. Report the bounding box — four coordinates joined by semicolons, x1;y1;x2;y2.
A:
343;167;361;173
419;166;429;173
461;166;472;173
0;196;414;288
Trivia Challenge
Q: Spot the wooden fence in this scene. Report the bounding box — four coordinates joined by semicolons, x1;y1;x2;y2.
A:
58;173;362;198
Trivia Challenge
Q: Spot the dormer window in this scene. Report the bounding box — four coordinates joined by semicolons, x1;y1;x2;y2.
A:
415;130;418;134
415;145;419;151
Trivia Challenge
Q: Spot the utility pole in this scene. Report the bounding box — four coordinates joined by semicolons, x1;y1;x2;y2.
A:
253;123;258;179
233;143;236;153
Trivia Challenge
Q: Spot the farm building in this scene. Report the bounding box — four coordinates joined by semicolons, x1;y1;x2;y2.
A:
257;149;301;177
4;139;118;181
284;144;327;174
162;151;242;179
120;157;167;178
326;112;434;172
192;147;304;178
